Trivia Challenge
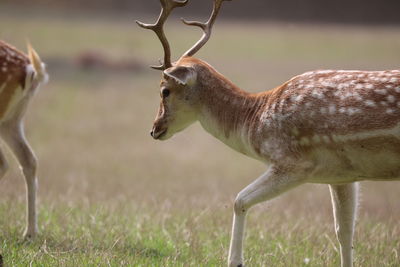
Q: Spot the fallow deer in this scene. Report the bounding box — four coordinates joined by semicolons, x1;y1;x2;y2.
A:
137;1;400;266
0;40;48;238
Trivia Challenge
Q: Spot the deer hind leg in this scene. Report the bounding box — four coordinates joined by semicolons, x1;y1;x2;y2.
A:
1;122;38;239
329;183;358;267
228;166;305;267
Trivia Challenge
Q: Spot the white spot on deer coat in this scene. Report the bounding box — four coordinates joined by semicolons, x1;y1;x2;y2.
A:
347;107;360;115
380;101;388;106
386;108;395;114
291;94;304;102
312;90;325;100
321;81;335;87
365;100;376;107
333;75;344;80
375;89;387;95
328;105;336;114
387;95;396;103
279;99;286;108
355;84;363;90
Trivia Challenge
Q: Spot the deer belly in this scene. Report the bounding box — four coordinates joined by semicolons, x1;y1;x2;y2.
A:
307;138;400;183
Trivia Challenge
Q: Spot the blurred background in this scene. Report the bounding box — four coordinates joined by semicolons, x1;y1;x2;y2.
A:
0;0;400;266
3;0;400;24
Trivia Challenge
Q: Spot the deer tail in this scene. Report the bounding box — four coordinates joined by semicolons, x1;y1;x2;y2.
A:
27;42;48;84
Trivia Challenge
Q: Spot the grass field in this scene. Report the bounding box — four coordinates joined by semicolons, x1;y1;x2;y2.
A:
1;5;400;266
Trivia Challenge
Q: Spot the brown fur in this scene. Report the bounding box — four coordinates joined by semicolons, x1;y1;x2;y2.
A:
154;57;400;168
0;41;30;118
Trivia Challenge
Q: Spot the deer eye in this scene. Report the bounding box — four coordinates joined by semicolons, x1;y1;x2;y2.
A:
161;88;170;98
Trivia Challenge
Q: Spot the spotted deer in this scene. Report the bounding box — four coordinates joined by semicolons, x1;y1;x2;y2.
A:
0;41;48;238
137;0;400;266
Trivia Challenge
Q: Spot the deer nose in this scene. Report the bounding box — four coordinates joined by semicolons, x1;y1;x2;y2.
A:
150;129;154;137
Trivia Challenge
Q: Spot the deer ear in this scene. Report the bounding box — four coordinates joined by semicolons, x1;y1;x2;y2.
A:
163;66;197;86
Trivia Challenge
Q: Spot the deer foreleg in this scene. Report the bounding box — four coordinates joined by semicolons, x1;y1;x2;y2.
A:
1;121;38;239
329;183;358;267
228;166;305;267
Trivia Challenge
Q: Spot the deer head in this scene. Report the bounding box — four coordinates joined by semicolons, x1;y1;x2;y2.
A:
137;0;231;140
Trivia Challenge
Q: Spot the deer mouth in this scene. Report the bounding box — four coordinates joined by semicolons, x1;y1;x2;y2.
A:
152;129;167;140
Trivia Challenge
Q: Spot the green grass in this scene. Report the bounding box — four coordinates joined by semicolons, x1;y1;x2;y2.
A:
1;5;400;266
1;203;399;266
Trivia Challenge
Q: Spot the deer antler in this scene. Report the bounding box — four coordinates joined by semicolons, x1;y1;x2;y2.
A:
136;0;188;70
181;0;231;58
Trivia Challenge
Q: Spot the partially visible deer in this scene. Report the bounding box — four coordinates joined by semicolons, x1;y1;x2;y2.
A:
137;1;400;266
0;40;48;238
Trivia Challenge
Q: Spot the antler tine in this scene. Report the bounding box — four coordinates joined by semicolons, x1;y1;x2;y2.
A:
136;0;188;70
181;0;231;58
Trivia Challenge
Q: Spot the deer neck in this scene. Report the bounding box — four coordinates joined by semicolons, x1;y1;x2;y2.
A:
196;74;266;159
